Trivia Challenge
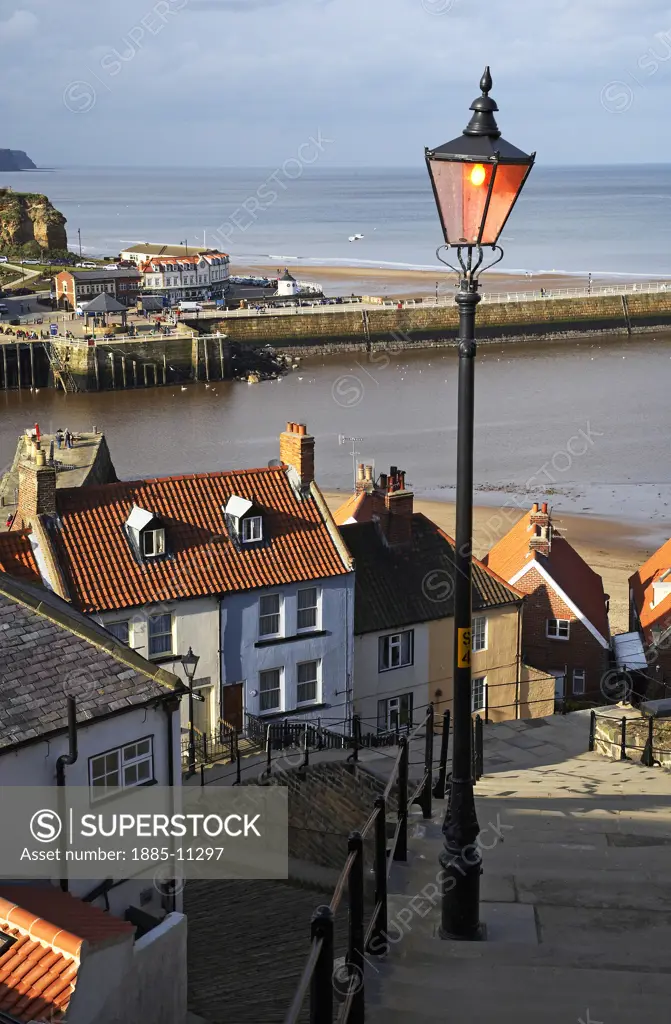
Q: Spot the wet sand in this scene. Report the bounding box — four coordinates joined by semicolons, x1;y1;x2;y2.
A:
323;493;653;635
231;262;658;299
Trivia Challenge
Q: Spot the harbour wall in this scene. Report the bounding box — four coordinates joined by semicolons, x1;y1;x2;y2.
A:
5;290;671;390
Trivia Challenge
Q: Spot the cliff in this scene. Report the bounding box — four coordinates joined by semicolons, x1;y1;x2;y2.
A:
0;150;37;171
0;187;67;251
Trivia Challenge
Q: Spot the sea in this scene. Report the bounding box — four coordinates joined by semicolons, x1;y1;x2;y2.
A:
3;163;671;280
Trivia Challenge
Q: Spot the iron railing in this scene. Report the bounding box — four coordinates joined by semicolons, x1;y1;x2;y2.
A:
589;708;669;767
180;724;237;769
283;704;460;1024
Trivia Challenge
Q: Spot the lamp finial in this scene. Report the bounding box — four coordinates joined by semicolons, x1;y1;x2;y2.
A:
480;66;492;96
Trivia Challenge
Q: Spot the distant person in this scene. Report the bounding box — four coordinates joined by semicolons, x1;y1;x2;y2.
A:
65;429;73;449
5;513;14;530
55;429;64;449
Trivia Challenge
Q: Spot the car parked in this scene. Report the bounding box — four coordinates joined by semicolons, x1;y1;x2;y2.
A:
0;256;8;264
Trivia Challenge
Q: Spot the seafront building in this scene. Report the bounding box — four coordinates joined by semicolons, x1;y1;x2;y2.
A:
334;464;555;726
628;538;671;697
484;502;611;704
55;267;142;311
138;251;230;302
120;243;216;263
2;423;354;740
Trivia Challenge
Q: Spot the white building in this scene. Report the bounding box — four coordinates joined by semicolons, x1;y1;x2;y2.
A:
139;252;230;301
276;269;301;297
0;571;186;926
8;423;355;758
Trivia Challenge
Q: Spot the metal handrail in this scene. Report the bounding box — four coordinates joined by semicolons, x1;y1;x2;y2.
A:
283;704;437;1024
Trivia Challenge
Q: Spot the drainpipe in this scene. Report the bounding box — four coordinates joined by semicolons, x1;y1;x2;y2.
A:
56;697;78;892
515;599;523;720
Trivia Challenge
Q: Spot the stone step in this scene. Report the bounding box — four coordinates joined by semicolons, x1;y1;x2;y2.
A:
365;980;668;1024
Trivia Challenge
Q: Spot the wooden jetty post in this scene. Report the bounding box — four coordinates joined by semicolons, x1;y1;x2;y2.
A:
16;343;21;388
121;356;127;389
2;345;7;390
109;352;115;389
204;338;210;382
163;353;167;384
218;336;224;379
29;343;35;389
133;360;138;387
143;364;148;387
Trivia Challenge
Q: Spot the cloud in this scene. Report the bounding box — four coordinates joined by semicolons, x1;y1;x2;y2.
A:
2;0;671;165
0;9;39;39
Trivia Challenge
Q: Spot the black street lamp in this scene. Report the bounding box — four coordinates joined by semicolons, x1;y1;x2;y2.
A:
426;67;534;941
181;646;200;775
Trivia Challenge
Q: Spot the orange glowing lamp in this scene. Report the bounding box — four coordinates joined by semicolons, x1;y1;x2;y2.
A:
425;68;535;248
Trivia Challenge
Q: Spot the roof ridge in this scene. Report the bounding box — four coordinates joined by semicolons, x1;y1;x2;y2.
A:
425;516;525;599
56;464;285;501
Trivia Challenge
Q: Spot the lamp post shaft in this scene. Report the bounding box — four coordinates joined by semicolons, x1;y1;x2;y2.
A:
188;686;196;775
440;278;483;941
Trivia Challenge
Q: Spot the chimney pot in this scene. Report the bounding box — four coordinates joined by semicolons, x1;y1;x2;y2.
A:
542;502;548;514
532;502;539;513
35;448;46;468
297;423;306;436
286;421;293;433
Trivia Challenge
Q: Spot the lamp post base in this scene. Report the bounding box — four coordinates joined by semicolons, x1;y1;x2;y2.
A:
439;777;483;941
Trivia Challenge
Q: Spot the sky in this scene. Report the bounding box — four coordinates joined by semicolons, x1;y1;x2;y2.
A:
2;0;671;166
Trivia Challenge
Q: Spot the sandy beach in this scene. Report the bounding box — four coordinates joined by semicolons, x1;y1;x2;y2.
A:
322;492;656;635
231;261;662;300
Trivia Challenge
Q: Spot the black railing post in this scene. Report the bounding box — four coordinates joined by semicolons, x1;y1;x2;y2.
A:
395;736;408;862
353;714;361;762
202;731;208;764
471;717;477;784
588;709;596;752
302;725;310;769
235;746;241;785
641;716;656;767
620;716;629;761
317;717;323;751
369;795;388;956
419;703;434;819
265;727;272;777
310;905;334;1024
433;710;450;799
475;714;484;780
347;831;365;1024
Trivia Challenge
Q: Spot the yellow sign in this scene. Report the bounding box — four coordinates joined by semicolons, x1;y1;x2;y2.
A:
457;628;472;668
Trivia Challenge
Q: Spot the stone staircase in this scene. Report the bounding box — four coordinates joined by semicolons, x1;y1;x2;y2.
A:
364;715;671;1024
45;342;78;392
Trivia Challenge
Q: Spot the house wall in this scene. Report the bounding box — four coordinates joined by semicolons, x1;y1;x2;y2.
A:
71;913;187;1024
514;566;609;699
352;621;430;729
427;604;524;724
97;597;219;735
0;702;182;920
519;664;556;719
221;574;354;721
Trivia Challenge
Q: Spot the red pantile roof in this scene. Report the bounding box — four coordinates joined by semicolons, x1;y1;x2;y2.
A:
333;491;379;526
50;467;350;613
485;506;610;642
0;532;40;584
629;536;671;641
0;887;133;1022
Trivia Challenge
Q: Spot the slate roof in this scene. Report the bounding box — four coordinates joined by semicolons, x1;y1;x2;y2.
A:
340;514;521;635
629;536;671;642
0;532;40;584
0;886;133;1022
48;467;351;613
484;506;611;642
81;292;128;313
65;269;142;283
0;573;182;752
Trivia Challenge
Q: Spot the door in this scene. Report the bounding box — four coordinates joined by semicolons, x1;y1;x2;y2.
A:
223;682;244;733
552;672;565;701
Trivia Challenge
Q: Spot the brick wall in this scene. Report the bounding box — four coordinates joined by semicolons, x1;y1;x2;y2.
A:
517;566;609;700
254;760;395;870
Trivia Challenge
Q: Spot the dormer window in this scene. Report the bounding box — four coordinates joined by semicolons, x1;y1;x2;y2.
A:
223;496;264;547
125;505;167;562
242;516;263;543
143;528;165;557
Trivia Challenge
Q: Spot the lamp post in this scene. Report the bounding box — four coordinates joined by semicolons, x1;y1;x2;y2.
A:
425;67;534;940
181;646;200;775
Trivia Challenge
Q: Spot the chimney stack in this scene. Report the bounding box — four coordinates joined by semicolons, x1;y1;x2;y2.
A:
356;463;366;493
381;466;413;546
530;500;550;530
16;443;57;528
529;522;552;557
280;422;315;489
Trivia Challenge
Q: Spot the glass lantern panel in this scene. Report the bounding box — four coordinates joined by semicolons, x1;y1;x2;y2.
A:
480;163;529;245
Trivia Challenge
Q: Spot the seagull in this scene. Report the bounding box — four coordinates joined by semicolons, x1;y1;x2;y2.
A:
181;386;187;391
